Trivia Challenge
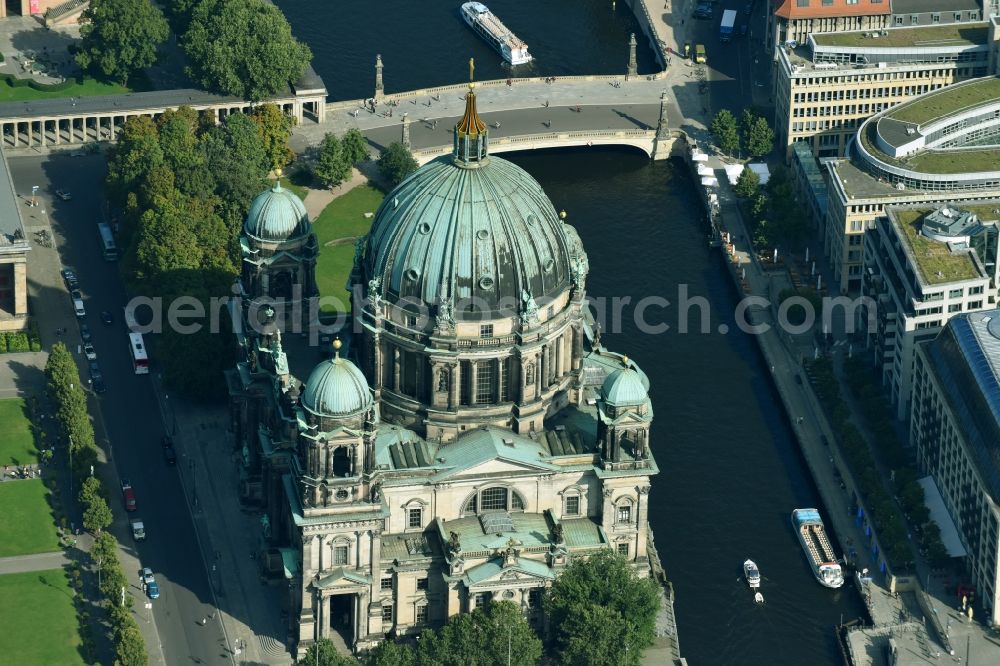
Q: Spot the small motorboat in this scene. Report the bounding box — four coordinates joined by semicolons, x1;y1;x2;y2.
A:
744;559;761;588
754;591;764;604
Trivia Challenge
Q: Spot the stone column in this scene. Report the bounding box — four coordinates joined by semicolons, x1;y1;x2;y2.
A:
372;333;383;395
355;531;363;569
470;361;479;406
319;595;330;638
627;33;638;78
401;115;411;150
656;92;670;140
393;347;401;392
13;261;27;316
26;121;33;146
375;54;384;100
495;357;503;403
449;362;459;409
636;485;652;557
302;534;316;575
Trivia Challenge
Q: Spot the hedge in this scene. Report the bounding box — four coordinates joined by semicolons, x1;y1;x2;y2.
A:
0;72;82;93
0;325;41;353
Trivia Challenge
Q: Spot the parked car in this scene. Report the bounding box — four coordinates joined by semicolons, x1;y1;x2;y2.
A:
100;310;113;325
162;436;177;466
121;480;137;512
89;361;106;394
83;343;97;361
130;519;145;541
61;268;78;290
142;567;160;599
55;189;72;201
73;298;86;318
79;323;92;343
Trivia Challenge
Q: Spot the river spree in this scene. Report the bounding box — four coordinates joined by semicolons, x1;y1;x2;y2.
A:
507;148;865;664
276;0;658;101
280;0;866;660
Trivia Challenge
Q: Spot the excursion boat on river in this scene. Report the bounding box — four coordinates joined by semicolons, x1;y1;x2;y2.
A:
460;2;533;66
792;508;844;589
743;559;761;588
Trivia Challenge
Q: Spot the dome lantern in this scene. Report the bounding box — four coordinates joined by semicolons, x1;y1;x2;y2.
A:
301;352;373;420
453;57;489;166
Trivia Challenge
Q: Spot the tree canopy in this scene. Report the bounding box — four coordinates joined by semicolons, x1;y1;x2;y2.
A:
742;109;775;159
76;0;169;85
295;638;358;665
183;0;312;100
415;600;542;666
314;133;353;189
710;109;740;156
252;104;297;174
545;550;660;665
734;166;760;198
378;142;418;188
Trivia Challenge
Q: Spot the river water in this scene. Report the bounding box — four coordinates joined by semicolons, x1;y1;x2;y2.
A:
278;1;865;662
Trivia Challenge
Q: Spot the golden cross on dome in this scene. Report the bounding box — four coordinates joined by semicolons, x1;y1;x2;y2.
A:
469;57;475;89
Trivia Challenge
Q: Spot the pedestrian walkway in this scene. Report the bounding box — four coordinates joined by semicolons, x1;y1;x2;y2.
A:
0;550;69;575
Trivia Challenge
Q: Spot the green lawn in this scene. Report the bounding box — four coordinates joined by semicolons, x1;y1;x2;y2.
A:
280;176;307;200
0;480;60;557
0;569;86;665
313;185;385;313
0;398;36;466
813;25;986;49
889;77;1000;126
0;75;129;103
894;210;980;285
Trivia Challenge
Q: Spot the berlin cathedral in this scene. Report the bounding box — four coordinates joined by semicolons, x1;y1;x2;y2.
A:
226;79;661;656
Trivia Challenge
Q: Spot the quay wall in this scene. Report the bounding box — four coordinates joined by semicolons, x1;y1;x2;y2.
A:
625;0;669;70
681;146;899;629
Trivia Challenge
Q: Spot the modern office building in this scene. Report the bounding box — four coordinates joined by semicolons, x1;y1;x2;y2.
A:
226;86;663;656
768;0;891;52
820;75;1000;293
862;204;999;419
0;146;29;332
775;22;994;160
910;309;1000;625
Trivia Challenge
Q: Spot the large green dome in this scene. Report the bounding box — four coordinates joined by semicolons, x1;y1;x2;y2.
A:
301;354;373;419
244;182;311;242
362;154;574;317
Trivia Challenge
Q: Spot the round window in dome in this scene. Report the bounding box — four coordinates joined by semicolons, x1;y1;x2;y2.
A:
405;268;420;281
417;222;431;235
479;276;495;290
476;229;490;240
542;258;555;272
526;214;537;225
335;489;349;501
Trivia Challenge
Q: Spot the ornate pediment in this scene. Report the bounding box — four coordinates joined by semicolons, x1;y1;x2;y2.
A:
463;557;555;589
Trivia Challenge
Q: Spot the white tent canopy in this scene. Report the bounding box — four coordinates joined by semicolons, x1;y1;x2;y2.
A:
724;162;771;186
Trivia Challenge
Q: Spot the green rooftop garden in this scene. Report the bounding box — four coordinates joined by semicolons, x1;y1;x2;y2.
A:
904;148;1000;174
313;184;386;313
813;24;986;49
893;209;981;285
889;77;1000;126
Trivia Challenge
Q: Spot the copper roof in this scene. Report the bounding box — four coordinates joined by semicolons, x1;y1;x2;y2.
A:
773;0;890;20
455;87;487;137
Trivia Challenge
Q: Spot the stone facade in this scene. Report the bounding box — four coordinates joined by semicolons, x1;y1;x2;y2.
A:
226;88;662;656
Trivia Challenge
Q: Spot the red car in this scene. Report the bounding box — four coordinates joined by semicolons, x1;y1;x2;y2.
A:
121;480;137;512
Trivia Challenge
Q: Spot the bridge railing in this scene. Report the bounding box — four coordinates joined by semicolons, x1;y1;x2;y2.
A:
411;128;657;161
325;71;666;112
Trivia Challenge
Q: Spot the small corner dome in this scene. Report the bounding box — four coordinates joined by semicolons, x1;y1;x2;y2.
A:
301;356;373;418
244;182;310;242
601;364;648;406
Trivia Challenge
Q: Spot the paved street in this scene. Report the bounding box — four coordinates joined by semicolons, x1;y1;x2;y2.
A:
9;153;228;666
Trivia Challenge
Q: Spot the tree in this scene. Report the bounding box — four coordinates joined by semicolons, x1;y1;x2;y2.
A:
183;0;312;100
416;600;541;666
365;639;416;666
340;128;369;166
378;142;418;188
76;0;169;85
106;116;163;209
545;550;659;665
156;107;210;198
314;133;353;188
201;113;270;237
745;116;775;158
752;218;772;250
114;620;149;666
252;104;296;174
734;166;760;198
557;603;643;666
710;109;740;155
83;493;113;534
295;638;358;665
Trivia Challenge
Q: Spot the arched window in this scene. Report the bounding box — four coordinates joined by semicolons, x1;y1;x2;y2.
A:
461;487;527;515
615;498;634;525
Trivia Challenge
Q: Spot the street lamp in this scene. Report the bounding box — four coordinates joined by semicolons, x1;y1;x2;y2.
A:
30;185;38;207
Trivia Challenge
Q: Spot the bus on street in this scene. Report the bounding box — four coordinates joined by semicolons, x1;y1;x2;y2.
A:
128;332;149;374
98;223;118;261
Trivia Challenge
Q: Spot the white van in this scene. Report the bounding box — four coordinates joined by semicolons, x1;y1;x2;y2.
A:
73;298;86;318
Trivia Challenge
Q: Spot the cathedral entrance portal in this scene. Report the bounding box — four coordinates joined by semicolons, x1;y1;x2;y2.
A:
328;593;355;649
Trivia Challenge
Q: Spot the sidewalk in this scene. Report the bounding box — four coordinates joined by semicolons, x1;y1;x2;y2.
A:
152;374;293;665
0;550;69;574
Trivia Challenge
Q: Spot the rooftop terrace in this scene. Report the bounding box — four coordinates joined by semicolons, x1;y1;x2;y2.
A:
891;209;982;285
812;24;987;48
888;77;1000;126
906;148;1000;174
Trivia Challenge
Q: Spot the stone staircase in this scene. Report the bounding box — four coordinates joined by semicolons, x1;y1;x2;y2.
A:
44;0;89;27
